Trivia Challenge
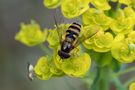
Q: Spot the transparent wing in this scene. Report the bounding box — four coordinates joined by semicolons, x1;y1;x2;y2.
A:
79;29;98;43
73;26;99;48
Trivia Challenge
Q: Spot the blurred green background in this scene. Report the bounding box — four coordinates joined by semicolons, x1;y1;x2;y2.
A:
0;0;88;90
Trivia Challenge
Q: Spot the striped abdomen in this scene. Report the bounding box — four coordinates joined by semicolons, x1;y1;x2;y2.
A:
65;22;81;43
58;22;81;59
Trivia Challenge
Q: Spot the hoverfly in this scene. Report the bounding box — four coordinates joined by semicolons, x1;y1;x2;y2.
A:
27;11;98;80
54;17;98;59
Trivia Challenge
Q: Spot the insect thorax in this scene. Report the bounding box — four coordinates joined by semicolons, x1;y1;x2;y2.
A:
61;41;72;53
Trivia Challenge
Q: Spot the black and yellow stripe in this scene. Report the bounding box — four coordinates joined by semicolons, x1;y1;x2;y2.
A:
58;22;81;59
65;22;81;42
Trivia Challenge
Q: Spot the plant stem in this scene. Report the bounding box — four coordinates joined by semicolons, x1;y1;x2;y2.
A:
91;66;110;90
39;43;52;56
124;76;135;88
111;74;126;90
115;66;135;76
91;67;100;90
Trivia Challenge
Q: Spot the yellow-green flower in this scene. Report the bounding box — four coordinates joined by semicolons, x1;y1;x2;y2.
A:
127;31;135;56
83;30;114;52
127;31;135;43
110;19;133;34
124;6;135;22
129;82;135;90
15;21;48;46
54;53;91;77
47;30;59;48
91;0;111;10
34;56;64;80
47;24;69;48
43;0;91;18
111;34;135;63
34;56;53;80
119;0;132;5
110;9;134;34
82;8;113;30
43;0;63;8
50;65;64;76
61;0;90;18
131;1;135;9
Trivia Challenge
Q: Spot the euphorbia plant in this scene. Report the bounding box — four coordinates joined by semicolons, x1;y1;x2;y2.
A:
15;0;135;90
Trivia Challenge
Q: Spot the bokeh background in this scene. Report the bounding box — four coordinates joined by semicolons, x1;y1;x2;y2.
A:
0;0;88;90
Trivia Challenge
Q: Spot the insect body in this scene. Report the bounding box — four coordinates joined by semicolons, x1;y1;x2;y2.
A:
58;22;81;59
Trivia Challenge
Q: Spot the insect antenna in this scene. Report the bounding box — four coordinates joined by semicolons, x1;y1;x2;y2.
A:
53;8;66;43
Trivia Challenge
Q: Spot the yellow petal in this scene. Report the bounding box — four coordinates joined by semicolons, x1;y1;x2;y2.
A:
62;53;91;77
43;0;63;8
61;0;90;18
34;56;53;80
129;82;135;90
91;0;111;10
119;0;131;5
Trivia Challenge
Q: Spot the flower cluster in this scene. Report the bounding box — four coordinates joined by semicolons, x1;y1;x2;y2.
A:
43;0;135;18
43;0;90;18
15;22;92;80
15;0;135;89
